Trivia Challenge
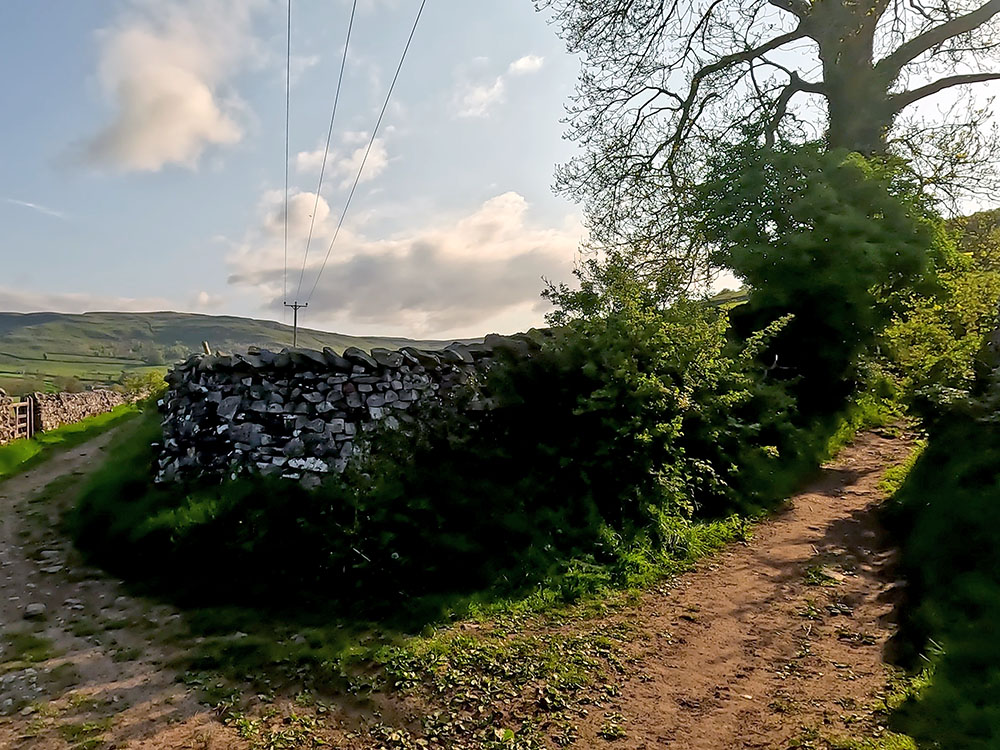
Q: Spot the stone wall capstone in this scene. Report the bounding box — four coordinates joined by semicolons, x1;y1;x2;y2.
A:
156;334;545;488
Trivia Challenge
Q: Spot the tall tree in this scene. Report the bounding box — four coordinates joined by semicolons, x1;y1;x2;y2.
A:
539;0;1000;279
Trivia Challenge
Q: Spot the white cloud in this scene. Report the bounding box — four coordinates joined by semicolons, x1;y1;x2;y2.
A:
456;77;506;118
454;54;544;119
296;137;390;188
508;55;544;76
334;139;389;187
261;190;333;240
290;54;320;84
0;287;174;314
192;290;226;309
295;148;328;174
226;191;584;337
78;0;263;172
0;286;228;317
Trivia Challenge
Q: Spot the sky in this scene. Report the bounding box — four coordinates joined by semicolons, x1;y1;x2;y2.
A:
0;0;587;339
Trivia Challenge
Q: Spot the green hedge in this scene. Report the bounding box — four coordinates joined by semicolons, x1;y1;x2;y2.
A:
885;414;1000;749
68;301;861;620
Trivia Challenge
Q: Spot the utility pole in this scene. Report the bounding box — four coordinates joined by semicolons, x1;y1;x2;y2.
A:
284;301;308;347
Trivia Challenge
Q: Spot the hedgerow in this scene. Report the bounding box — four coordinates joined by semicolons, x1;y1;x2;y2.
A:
70;145;942;620
71;299;815;613
883;412;1000;749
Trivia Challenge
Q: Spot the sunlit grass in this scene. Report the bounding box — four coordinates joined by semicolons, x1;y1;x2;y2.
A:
0;403;141;481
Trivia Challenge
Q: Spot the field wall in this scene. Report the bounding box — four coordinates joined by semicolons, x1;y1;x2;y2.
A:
0;391;18;444
30;390;137;432
156;335;543;488
0;388;139;446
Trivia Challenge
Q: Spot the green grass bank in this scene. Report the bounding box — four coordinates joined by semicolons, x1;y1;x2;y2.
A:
0;403;141;481
883;414;1000;749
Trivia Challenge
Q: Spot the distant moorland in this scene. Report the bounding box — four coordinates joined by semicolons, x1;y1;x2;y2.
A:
0;311;452;394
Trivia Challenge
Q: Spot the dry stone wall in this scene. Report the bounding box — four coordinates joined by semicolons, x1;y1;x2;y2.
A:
0;390;16;445
0;388;138;446
31;390;135;432
157;335;543;488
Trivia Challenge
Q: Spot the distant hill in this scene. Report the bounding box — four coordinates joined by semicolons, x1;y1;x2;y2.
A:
707;287;749;307
0;311;453;394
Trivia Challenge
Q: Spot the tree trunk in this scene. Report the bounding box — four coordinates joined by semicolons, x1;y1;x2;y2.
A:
814;1;895;155
825;84;894;155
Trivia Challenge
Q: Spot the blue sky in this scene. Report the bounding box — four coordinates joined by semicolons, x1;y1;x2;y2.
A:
0;0;585;338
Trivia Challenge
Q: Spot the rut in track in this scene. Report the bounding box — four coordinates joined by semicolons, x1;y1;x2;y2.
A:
0;429;915;748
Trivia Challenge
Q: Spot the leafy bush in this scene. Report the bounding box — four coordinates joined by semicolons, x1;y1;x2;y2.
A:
696;142;933;418
885;414;1000;749
876;231;1000;414
53;375;84;393
949;207;1000;272
73;270;844;618
118;370;167;397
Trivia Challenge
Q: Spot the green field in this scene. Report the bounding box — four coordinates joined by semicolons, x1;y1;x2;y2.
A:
0;311;452;394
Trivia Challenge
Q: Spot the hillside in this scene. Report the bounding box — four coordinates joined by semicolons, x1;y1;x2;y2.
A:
0;311;451;394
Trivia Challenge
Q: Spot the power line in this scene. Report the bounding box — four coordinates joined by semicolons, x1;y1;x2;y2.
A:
305;0;428;304
282;0;292;308
295;0;359;300
284;300;308;347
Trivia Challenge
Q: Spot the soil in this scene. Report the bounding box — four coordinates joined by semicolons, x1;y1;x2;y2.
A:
0;428;915;749
0;432;234;749
567;428;915;749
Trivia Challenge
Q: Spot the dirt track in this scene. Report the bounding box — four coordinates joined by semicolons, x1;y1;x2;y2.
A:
0;429;914;748
568;429;914;749
0;433;232;749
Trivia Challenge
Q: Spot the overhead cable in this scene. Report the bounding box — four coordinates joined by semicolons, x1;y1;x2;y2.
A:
295;0;359;299
305;0;428;303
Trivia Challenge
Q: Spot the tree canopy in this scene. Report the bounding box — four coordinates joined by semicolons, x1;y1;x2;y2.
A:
540;0;1000;280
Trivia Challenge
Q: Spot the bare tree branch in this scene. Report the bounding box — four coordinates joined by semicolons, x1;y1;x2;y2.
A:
768;0;810;19
671;29;809;161
765;73;826;146
890;71;1000;110
877;0;1000;76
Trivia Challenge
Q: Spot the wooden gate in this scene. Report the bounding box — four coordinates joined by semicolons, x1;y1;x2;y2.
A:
10;399;34;441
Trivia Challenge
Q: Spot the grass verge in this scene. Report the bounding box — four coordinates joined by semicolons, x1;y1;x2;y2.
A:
880;414;1000;749
823;391;903;460
0;403;141;481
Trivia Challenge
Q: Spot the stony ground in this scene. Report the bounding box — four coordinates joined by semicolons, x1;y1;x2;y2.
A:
0;432;233;749
0;429;916;749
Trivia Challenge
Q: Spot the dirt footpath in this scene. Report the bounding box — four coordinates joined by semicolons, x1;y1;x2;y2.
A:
569;429;915;749
0;432;235;749
0;429;914;749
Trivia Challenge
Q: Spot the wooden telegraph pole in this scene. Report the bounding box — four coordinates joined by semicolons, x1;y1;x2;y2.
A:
284;301;308;347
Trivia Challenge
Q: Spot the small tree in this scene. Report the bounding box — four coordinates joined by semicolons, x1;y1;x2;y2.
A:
949;208;1000;271
144;349;166;366
54;376;85;394
695;142;933;415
